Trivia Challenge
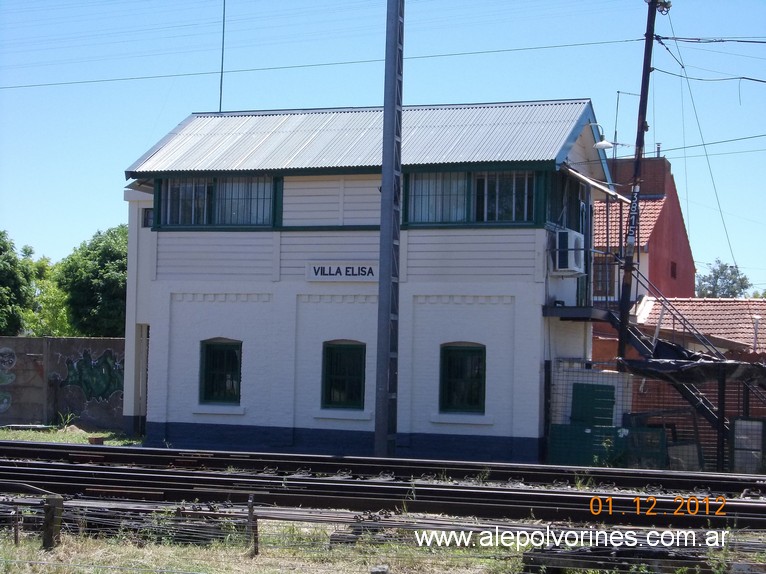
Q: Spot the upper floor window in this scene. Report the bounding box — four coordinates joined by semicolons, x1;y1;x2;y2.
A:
474;171;534;223
408;171;535;224
593;253;616;298
141;208;154;228
159;177;272;227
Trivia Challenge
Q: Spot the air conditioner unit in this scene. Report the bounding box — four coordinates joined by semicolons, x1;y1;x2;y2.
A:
552;229;586;275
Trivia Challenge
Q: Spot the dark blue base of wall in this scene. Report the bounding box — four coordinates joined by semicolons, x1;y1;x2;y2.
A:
144;422;542;463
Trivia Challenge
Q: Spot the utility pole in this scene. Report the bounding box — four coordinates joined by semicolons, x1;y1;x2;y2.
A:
375;0;404;457
617;0;671;358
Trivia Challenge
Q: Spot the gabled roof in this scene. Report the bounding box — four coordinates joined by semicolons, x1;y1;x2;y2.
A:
635;297;766;353
126;99;597;177
593;196;666;248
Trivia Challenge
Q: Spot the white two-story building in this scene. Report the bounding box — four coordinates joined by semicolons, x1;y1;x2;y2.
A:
123;99;616;461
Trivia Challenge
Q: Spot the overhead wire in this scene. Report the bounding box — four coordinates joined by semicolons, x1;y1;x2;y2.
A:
667;15;760;309
0;39;642;91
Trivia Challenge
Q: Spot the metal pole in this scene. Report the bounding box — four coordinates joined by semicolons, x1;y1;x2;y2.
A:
218;0;226;112
717;365;726;472
617;0;669;358
375;0;404;457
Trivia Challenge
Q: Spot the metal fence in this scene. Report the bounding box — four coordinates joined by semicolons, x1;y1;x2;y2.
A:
546;359;766;473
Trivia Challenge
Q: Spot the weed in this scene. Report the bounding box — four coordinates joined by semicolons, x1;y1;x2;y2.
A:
56;411;78;429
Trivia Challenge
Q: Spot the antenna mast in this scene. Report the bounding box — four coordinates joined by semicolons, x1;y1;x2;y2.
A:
218;0;226;112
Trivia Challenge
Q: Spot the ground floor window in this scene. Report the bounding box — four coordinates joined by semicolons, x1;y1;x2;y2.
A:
322;341;365;409
440;343;486;413
200;339;241;404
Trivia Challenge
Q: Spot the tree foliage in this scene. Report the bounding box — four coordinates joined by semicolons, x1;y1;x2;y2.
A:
695;258;752;298
56;225;128;337
0;230;34;335
21;258;79;337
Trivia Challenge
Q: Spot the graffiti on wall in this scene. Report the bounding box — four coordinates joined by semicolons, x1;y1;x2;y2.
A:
59;349;123;400
0;347;16;413
55;348;124;429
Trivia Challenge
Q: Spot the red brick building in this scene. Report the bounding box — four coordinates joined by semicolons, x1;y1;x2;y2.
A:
592;157;695;361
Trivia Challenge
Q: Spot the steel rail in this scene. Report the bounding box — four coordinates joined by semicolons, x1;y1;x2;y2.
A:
0;459;764;529
0;440;764;496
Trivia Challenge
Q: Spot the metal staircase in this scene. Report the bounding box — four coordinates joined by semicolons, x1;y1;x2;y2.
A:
609;267;733;433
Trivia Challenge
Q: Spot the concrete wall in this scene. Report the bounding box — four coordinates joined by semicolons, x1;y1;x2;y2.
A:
0;337;124;429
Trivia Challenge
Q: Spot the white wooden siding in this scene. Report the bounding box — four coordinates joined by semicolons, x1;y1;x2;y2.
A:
156;232;272;279
341;178;380;225
280;231;380;278
282;177;341;226
406;229;541;280
282;175;380;226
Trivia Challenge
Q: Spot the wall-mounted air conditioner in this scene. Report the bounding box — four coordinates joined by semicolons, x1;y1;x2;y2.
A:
551;229;586;275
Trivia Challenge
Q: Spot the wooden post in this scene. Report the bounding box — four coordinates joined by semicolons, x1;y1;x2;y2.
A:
42;495;64;550
13;505;19;545
247;494;258;557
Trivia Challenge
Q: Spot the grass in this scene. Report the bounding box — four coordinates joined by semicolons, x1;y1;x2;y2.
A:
0;524;522;574
0;424;140;446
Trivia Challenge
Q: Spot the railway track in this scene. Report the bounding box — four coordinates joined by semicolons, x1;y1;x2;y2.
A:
0;442;765;529
1;440;764;495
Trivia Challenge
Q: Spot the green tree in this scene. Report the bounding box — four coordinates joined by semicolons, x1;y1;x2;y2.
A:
0;230;34;335
57;225;128;337
20;252;79;337
696;258;752;298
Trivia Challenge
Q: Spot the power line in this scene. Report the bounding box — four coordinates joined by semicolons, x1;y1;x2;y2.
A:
657;35;766;44
653;67;766;85
0;38;641;91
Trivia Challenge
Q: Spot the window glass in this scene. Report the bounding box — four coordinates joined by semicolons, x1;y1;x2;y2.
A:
409;172;469;223
141;208;154;228
475;172;534;223
200;340;241;404
322;342;365;409
440;344;486;413
216;177;272;225
160;177;272;227
408;171;534;224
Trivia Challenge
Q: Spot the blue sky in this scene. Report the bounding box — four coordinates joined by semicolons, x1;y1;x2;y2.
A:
1;0;764;291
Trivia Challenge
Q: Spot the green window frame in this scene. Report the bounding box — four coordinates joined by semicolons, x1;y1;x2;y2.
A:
322;341;365;409
158;176;273;228
439;344;486;413
474;171;535;223
407;171;535;224
200;339;242;404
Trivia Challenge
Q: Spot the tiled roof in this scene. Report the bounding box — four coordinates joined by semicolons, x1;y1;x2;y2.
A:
126;100;596;176
635;297;766;352
593;197;665;248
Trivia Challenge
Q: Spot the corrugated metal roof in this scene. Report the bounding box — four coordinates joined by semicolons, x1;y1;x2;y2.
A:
126;99;594;177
